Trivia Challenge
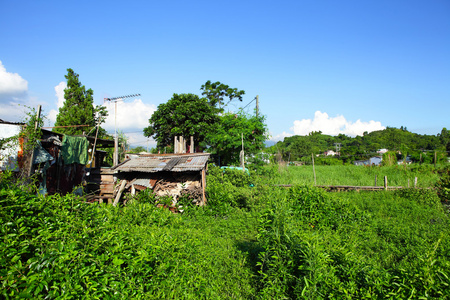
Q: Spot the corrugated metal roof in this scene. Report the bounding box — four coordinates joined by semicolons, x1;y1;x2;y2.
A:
0;119;25;125
126;177;153;189
113;153;210;173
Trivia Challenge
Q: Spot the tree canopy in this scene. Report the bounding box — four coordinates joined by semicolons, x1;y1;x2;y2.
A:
205;111;268;165
200;80;245;110
54;69;108;136
143;93;219;149
143;81;268;165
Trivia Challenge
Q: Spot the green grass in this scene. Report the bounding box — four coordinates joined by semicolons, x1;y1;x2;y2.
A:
1;165;450;299
273;164;440;187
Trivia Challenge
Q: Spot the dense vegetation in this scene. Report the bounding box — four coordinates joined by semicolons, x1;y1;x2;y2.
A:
54;68;108;137
144;81;268;165
1;164;450;299
269;127;450;164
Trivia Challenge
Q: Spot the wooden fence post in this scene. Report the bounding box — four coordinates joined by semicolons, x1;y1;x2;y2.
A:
414;177;418;188
312;153;316;186
384;176;388;191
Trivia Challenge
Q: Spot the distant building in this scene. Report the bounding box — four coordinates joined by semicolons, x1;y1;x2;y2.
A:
398;155;413;165
377;149;388;154
324;150;336;156
354;156;382;166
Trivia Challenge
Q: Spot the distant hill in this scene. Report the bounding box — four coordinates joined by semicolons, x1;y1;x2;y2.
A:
266;127;450;163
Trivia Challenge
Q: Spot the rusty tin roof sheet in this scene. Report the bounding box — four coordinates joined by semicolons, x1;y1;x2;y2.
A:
113;153;210;173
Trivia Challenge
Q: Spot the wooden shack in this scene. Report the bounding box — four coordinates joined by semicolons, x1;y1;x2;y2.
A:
109;153;210;206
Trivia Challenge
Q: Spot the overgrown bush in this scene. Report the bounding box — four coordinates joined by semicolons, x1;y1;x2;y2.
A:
206;165;259;214
255;186;450;299
436;166;450;202
2;162;450;299
382;151;397;166
395;188;442;208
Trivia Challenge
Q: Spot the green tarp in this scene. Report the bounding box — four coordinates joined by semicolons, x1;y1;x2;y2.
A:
61;135;89;165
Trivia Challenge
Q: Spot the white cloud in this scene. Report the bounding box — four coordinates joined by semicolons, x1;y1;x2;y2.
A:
0;61;28;98
47;82;67;125
55;81;66;109
103;98;156;131
124;132;157;149
0;61;30;122
291;111;385;136
269;131;293;142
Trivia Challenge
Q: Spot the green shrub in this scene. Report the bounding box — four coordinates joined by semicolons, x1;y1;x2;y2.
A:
395;188;442;208
436;166;450;202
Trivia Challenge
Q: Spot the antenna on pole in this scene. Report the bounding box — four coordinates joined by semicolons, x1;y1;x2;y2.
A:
334;143;341;156
104;93;141;165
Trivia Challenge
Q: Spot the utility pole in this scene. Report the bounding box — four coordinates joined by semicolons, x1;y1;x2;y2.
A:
334;143;341;156
256;95;259;117
28;105;41;177
104;94;140;166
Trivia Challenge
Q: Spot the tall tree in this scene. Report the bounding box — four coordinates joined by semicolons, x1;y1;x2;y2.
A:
143;93;219;150
54;69;108;136
205;111;268;165
200;80;245;110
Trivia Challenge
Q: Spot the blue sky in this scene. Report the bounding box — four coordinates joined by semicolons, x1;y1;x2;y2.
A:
1;0;449;147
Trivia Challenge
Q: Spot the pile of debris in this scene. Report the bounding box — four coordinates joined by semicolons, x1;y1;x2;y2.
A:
109;153;210;208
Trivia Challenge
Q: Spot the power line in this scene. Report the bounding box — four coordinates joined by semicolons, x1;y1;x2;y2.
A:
41;124;91;129
242;97;257;110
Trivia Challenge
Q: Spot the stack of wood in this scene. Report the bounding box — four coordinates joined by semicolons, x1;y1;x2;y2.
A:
111;172;204;207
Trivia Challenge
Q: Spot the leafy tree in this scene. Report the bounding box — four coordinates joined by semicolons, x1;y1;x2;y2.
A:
143;93;219;150
439;128;450;152
129;146;146;153
200;80;245;110
205;111;268;165
54;68;108;136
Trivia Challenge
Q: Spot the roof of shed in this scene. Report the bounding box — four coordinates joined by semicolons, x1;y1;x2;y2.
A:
0;119;25;126
112;153;210;173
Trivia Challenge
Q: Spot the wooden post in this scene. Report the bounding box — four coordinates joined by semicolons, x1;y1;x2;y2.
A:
174;136;178;153
240;133;245;172
180;136;185;153
114;136;118;166
256;95;259;117
113;180;127;206
384;176;388;191
414;177;418;188
434;151;437;168
190;136;194;153
28;105;41;177
34;105;41;130
312;153;316;185
201;168;206;205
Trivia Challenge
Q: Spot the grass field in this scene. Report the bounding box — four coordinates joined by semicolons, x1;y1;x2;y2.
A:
273;164;440;187
1;164;449;299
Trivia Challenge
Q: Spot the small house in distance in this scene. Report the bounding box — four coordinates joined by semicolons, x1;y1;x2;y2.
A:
111;152;210;206
324;150;336;156
354;156;382;166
